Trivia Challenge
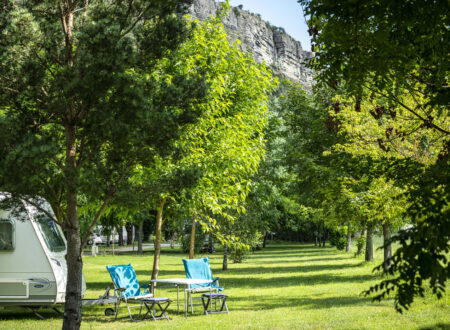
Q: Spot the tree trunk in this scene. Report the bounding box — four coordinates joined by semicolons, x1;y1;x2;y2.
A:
382;222;392;271
322;225;326;247
126;222;133;245
365;223;374;262
222;244;228;271
315;235;318;246
151;198;166;291
262;231;267;248
189;218;196;259
346;227;351;252
62;124;82;330
137;222;143;255
356;228;365;256
118;226;124;246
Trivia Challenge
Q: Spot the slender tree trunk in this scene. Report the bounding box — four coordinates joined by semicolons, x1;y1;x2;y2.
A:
262;231;267;248
346;227;352;252
315;235;318;246
222;244;228;271
189;218;196;259
151;198;166;291
356;228;365;256
322;226;326;247
365;223;374;262
62;124;82;329
126;222;133;245
137;222;143;255
382;222;392;271
118;226;123;246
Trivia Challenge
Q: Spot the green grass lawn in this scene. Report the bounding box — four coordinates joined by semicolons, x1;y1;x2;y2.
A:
1;242;448;329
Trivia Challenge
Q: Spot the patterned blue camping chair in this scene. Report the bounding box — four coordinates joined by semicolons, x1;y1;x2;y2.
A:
182;257;223;313
106;264;170;321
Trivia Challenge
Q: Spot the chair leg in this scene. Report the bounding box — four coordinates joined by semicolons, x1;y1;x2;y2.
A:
222;297;229;314
155;301;171;320
190;292;194;314
124;298;133;321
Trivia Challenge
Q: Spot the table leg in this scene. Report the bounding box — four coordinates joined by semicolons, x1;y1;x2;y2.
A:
184;286;188;318
210;286;212;314
177;285;180;314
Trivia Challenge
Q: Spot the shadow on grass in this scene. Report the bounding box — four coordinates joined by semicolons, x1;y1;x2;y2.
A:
419;324;450;330
222;262;365;276
229;294;373;311
225;272;375;289
0;307;63;321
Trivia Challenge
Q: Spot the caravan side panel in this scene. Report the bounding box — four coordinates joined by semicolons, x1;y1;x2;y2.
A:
0;209;57;305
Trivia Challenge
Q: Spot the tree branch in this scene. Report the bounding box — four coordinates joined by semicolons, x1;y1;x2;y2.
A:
80;160;134;249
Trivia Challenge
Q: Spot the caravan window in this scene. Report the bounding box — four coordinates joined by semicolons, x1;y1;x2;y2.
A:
0;219;14;250
35;214;66;252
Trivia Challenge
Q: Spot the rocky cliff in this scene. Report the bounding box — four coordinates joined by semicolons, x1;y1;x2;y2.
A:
190;0;313;89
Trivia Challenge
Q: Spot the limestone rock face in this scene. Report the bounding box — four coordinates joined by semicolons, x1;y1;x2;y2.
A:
190;0;313;89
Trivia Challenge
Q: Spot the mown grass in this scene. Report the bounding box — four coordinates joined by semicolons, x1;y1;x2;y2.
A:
1;241;448;329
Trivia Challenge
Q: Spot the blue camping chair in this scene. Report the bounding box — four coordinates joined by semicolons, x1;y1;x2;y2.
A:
106;264;171;321
182;257;224;313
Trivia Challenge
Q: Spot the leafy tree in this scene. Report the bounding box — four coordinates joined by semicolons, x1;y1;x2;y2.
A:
130;9;275;280
0;1;202;328
299;0;449;310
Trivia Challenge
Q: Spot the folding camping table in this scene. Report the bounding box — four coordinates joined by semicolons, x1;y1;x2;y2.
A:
150;278;212;317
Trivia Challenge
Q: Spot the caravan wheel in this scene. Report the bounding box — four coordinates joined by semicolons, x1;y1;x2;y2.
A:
104;308;115;316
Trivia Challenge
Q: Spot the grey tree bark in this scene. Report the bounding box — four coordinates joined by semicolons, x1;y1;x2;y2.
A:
382;222;392;271
137;222;143;255
189;218;196;259
365;223;374;262
222;244;228;271
151;199;166;292
346;226;352;252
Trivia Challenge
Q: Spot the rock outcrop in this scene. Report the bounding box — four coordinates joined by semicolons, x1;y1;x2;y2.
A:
190;0;313;89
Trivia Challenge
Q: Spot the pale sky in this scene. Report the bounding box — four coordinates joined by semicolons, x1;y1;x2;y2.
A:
228;0;311;51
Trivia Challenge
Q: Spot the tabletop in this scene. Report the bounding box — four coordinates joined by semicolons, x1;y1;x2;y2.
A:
150;278;212;285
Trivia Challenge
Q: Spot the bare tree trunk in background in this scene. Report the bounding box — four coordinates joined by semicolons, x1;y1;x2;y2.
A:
322;225;326;247
383;222;392;271
189;218;196;259
262;231;267;248
151;199;166;291
365;223;374;262
137;222;143;255
346;226;352;252
118;226;124;246
222;244;228;271
356;228;365;256
126;222;133;245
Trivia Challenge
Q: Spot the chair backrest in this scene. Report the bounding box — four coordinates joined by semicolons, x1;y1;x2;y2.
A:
106;264;141;298
182;257;213;281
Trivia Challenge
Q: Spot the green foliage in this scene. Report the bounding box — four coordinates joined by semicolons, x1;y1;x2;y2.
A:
365;158;449;312
299;0;449;110
356;235;366;256
329;227;347;250
131;14;276;247
0;0;200;226
299;0;449;311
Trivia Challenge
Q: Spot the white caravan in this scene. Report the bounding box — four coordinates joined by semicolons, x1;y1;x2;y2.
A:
0;194;86;307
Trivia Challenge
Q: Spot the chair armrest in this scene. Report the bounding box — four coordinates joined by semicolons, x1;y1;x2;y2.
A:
213;277;220;282
140;284;150;289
